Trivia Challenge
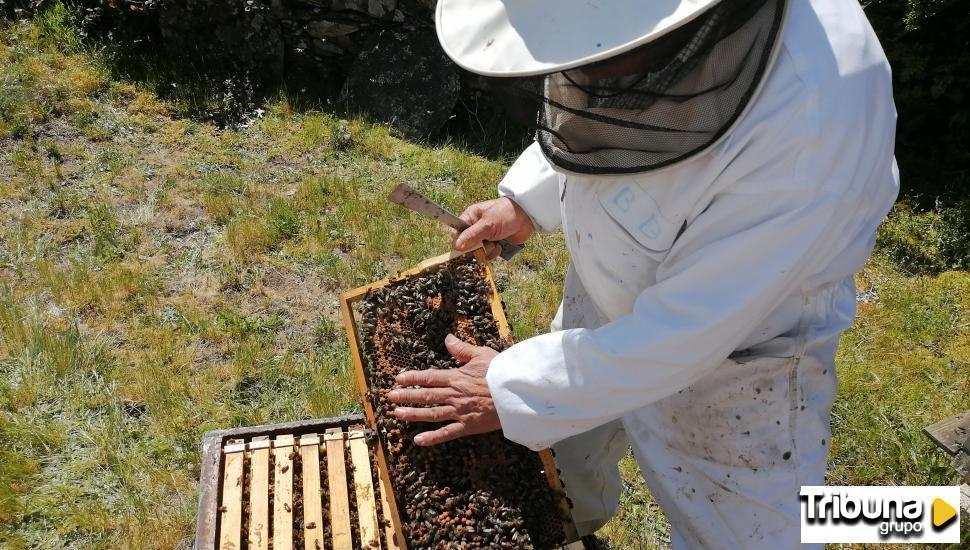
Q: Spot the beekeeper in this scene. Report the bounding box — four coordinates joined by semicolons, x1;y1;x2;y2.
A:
386;0;899;546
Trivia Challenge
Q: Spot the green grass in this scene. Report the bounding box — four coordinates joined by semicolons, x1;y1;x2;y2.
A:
0;6;968;548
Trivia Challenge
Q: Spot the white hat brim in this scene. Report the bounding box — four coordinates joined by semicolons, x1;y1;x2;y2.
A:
436;0;723;77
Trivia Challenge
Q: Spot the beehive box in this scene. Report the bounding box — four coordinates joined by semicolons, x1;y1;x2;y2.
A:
340;248;581;549
195;415;407;549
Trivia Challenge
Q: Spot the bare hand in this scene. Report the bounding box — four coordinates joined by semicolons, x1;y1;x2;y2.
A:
452;197;534;259
387;334;501;446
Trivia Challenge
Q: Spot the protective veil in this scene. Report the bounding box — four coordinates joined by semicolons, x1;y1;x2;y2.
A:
483;0;900;547
490;0;787;174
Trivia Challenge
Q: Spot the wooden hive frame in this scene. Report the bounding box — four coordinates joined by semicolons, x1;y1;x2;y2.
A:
339;247;581;549
195;415;405;550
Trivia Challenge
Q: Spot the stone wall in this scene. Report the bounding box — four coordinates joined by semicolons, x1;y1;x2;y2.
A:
156;0;460;137
4;0;464;137
273;0;433;71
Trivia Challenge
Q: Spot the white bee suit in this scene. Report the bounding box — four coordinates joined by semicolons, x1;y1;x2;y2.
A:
484;0;899;547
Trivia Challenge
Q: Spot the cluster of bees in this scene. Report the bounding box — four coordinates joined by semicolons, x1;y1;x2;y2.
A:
289;449;308;549
358;256;568;549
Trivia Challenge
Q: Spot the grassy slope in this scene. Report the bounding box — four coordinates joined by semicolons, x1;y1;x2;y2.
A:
0;8;966;549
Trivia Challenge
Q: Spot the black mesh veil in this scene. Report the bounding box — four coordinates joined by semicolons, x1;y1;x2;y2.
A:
488;0;788;174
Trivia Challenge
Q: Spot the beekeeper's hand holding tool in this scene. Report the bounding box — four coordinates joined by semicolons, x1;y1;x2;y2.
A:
449;197;535;259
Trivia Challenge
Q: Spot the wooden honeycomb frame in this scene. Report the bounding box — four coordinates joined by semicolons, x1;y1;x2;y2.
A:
340;247;580;549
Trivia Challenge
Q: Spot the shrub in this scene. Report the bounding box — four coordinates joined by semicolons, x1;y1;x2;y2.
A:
864;0;969;207
876;199;970;273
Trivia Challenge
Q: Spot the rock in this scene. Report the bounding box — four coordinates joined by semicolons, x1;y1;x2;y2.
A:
306;19;359;37
342;28;460;138
331;0;368;12
367;0;395;17
310;38;345;56
158;0;285;86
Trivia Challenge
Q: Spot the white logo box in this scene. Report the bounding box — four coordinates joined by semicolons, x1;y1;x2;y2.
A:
800;485;961;543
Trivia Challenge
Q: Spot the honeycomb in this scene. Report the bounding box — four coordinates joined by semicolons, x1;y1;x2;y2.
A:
357;254;571;549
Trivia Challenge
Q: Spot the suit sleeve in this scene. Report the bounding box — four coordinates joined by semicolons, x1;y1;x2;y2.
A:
497;142;562;233
486;180;861;451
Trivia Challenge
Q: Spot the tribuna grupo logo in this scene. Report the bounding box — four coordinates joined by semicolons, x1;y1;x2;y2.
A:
799;486;960;543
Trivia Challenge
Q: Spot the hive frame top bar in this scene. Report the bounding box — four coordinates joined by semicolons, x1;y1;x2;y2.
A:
195;415;367;550
341;247;491;304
